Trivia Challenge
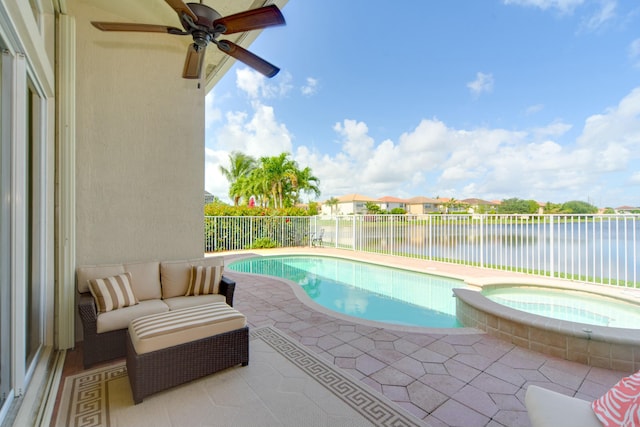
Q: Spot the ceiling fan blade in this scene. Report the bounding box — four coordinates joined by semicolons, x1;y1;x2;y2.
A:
217;40;279;78
214;5;285;34
91;22;184;34
165;0;198;22
183;43;206;79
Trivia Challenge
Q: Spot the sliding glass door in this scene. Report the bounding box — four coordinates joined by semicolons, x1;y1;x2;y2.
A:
0;44;12;416
0;41;47;421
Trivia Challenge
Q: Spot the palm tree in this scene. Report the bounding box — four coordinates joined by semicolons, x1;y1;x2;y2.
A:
218;152;257;206
290;166;320;205
325;197;339;216
259;153;298;209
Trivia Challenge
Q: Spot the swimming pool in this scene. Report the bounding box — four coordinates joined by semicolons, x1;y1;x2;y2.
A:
482;286;640;329
228;255;464;328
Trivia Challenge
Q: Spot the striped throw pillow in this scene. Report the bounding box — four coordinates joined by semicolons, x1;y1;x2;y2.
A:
592;370;640;427
185;265;223;296
88;272;138;313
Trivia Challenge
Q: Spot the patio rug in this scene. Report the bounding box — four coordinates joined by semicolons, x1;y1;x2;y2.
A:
55;326;429;427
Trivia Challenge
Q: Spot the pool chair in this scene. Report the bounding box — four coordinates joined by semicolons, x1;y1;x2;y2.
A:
311;229;324;247
525;385;601;427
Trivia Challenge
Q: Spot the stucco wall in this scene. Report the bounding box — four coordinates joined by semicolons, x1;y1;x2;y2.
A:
71;1;205;265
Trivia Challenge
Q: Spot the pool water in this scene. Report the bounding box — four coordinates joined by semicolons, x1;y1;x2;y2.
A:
228;255;464;328
482;286;640;329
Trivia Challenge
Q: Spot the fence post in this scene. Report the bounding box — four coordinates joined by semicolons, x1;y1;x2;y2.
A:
352;215;356;250
549;215;554;277
479;215;484;268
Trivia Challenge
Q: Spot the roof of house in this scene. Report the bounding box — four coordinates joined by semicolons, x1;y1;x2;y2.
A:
461;198;495;205
406;196;441;204
335;193;378;202
378;196;407;203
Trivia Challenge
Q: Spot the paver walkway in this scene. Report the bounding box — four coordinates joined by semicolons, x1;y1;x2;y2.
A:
225;248;630;427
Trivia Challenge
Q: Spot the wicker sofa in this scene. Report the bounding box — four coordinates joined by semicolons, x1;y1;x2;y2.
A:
77;256;236;368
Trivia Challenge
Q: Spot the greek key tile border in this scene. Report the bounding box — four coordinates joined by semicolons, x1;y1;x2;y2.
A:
60;326;426;427
62;364;127;427
251;326;428;427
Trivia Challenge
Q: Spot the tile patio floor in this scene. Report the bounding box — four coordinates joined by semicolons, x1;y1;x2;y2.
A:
223;248;630;427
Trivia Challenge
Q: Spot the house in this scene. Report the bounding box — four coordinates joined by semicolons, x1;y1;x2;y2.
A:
460;198;498;214
378;196;407;212
204;191;216;205
321;193;379;216
616;206;639;214
0;0;287;423
405;196;442;214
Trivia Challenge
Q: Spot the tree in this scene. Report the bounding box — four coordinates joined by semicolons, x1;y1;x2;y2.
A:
498;198;539;214
219;151;321;209
443;198;468;213
290;166;320;205
560;200;598;214
365;201;382;214
308;201;319;215
325;197;339;216
259;153;298;209
543;202;563;214
219;152;257;206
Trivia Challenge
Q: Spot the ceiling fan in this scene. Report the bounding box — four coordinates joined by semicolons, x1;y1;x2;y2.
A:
91;0;285;79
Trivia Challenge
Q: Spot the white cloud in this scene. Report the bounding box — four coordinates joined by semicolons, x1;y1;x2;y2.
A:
630;38;640;67
503;0;585;13
333;120;375;162
204;100;293;199
205;148;231;199
205;91;222;125
467;72;494;97
236;68;293;99
207;74;640;206
525;104;544;115
580;0;617;31
311;87;640;204
301;77;319;96
531;120;572;138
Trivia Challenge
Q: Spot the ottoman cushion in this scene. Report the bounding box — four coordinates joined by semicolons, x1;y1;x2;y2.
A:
129;302;246;355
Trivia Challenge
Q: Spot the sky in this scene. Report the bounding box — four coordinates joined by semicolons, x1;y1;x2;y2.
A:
204;0;640;208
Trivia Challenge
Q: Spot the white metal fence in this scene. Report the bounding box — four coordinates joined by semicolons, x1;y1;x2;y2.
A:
205;214;639;287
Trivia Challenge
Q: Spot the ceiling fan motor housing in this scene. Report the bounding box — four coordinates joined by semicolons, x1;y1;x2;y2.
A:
186;3;222;29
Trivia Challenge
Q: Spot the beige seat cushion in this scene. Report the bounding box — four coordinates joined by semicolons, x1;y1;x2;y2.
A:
163;294;226;311
160;257;225;299
525;385;601;427
128;302;246;355
96;300;169;334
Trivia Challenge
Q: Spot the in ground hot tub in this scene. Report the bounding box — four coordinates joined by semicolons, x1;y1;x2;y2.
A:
454;278;640;372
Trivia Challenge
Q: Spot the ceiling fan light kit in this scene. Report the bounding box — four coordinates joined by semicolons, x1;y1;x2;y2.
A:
91;0;285;80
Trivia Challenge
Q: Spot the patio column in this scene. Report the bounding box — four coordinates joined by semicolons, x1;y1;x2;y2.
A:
56;13;76;350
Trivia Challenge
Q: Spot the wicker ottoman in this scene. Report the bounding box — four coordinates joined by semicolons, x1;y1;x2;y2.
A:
126;302;249;404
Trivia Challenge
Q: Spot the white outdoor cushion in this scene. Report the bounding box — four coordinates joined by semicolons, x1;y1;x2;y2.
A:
96;299;169;334
525;385;602;427
162;294;226;311
128;302;246;354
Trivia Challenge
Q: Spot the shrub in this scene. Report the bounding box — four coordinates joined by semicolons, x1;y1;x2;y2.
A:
247;237;278;249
